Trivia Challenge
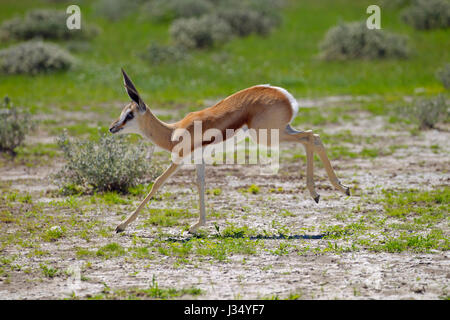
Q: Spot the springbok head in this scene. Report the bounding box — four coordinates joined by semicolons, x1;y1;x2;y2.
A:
109;69;147;135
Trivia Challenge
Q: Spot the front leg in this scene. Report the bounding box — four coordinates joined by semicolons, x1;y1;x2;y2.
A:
116;162;179;233
189;161;206;234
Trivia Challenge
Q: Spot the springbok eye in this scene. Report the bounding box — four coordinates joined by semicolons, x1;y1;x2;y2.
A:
125;112;134;121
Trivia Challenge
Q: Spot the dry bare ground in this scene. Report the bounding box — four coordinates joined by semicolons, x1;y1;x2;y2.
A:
0;96;448;300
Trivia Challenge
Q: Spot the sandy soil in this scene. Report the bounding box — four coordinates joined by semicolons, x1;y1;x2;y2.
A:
0;99;448;300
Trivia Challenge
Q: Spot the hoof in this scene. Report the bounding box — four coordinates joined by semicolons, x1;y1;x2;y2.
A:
314;195;320;204
188;227;199;234
188;222;204;234
115;225;125;233
345;187;351;196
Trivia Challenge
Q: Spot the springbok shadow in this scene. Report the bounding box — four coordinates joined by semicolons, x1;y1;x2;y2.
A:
164;233;327;243
249;234;326;240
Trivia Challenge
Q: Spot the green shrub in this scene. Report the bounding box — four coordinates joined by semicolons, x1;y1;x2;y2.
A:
380;0;412;8
145;0;284;53
401;0;450;30
141;43;188;65
94;0;144;21
209;0;284;12
436;63;450;89
142;0;213;22
144;0;284;25
55;132;161;193
0;9;99;41
217;9;278;36
396;95;449;129
319;21;410;60
235;0;284;25
170;14;233;49
0;41;75;75
0;97;34;156
411;96;449;129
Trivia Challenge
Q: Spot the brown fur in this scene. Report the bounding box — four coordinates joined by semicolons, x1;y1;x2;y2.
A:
174;86;293;143
111;85;295;153
111;83;350;234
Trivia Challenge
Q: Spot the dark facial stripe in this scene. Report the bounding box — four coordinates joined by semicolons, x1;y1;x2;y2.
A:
125;112;134;121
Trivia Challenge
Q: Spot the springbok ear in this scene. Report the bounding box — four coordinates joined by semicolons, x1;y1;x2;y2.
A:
121;68;147;113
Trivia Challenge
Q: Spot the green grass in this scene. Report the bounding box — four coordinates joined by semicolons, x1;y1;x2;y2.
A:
296;187;450;255
50;123;109;140
0;0;448;110
13;143;59;165
207;188;222;196
76;247;97;258
88;276;203;300
194;237;260;261
380;187;449;220
92;192;131;205
141;208;193;228
0;183;447;299
96;242;126;259
42;226;65;242
220;224;255;238
239;184;261;195
155;232;262;262
39;263;59;278
374;230;449;253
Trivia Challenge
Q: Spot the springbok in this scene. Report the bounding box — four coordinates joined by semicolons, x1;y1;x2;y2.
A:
110;69;350;233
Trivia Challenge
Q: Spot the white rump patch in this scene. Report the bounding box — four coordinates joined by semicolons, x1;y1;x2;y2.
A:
256;84;299;122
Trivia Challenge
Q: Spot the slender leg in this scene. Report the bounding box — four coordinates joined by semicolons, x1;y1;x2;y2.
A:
283;126;320;202
305;138;320;203
115;162;179;233
189;161;206;233
312;134;350;196
282;125;350;200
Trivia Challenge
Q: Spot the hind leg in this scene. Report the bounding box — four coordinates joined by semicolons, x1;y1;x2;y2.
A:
282;126;320;201
311;133;350;196
305;138;320;203
282;125;350;201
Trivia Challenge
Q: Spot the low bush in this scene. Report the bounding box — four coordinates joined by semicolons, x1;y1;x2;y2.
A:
236;0;284;25
170;14;232;49
380;0;412;8
411;96;449;129
395;95;449;129
55;132;161;193
319;21;410;60
142;0;284;57
0;41;75;75
0;9;99;41
401;0;450;30
0;97;34;156
217;9;278;37
93;0;144;21
210;0;284;12
142;0;213;22
436;63;450;89
141;43;188;65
